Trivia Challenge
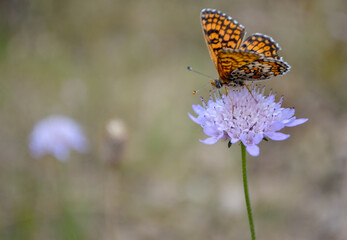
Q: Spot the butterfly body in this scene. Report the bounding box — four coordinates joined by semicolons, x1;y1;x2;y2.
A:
201;9;290;88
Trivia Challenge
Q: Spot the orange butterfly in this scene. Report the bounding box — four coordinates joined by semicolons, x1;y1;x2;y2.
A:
201;8;290;88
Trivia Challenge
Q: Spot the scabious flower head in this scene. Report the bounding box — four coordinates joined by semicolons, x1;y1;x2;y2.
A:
189;85;308;157
29;115;88;161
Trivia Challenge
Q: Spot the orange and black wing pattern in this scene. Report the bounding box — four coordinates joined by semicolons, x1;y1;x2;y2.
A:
231;56;291;81
201;9;245;68
217;49;261;84
218;49;290;82
240;33;282;60
201;8;290;86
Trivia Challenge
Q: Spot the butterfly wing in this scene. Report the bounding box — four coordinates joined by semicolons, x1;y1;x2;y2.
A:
231;58;291;81
217;49;261;84
201;9;246;69
240;33;282;60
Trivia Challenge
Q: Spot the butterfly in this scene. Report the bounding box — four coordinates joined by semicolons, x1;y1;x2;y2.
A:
201;8;290;88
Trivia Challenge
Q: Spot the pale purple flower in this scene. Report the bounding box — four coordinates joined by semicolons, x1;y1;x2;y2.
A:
189;86;308;157
29;115;88;161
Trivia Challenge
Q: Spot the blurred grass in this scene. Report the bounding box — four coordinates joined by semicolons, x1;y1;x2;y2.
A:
1;0;347;239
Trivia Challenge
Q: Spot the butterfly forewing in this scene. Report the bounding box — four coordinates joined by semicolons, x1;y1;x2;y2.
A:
201;9;245;68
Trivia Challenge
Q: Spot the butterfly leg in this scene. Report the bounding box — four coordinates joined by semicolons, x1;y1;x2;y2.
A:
242;84;258;103
225;87;235;113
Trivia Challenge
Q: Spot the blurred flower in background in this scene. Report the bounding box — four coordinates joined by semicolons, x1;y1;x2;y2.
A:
29;115;88;161
100;118;128;167
189;86;308;156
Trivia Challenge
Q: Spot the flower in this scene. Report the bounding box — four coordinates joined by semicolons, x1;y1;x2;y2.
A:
189;86;308;157
29;115;89;161
101;119;128;166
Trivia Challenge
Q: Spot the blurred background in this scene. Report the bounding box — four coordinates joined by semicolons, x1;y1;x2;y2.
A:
1;0;346;239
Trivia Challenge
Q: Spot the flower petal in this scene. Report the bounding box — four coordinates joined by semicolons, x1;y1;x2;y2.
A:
192;104;205;115
246;145;260;157
268;121;284;132
253;133;263;144
203;126;220;137
53;145;70;161
264;132;290;141
188;112;200;124
200;137;219;145
230;138;240;144
285;118;308;127
227;131;241;143
240;131;262;146
280;108;295;119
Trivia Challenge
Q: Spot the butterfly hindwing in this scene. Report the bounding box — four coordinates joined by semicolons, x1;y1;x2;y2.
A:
231;58;291;81
240;33;282;60
217;49;261;83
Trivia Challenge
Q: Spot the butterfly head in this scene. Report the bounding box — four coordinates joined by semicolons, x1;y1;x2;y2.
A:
211;79;222;89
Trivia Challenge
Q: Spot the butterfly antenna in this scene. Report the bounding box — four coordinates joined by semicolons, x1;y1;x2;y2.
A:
187;66;215;79
192;81;213;95
187;66;215;94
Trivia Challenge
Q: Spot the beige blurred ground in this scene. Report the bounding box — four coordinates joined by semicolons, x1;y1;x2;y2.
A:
0;0;347;239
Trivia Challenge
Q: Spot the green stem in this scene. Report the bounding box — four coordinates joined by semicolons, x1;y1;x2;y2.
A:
241;143;256;240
